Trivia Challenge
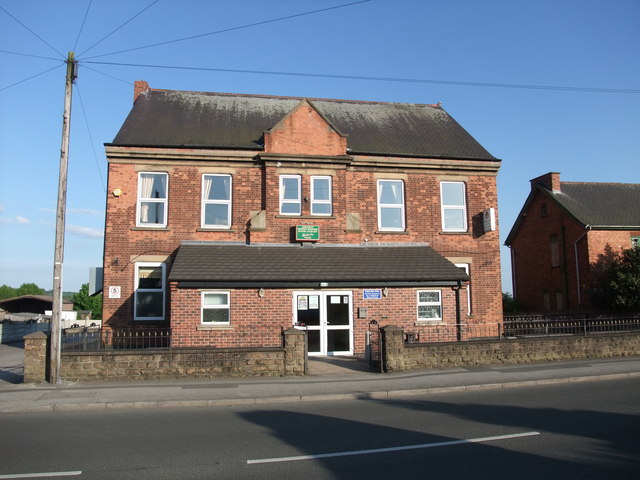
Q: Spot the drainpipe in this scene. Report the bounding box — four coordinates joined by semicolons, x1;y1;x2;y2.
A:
454;281;462;341
574;225;590;310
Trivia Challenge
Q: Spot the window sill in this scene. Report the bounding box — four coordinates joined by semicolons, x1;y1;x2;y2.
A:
375;230;409;235
275;215;336;219
131;226;170;231
196;227;235;232
415;320;445;326
197;324;232;331
439;231;470;235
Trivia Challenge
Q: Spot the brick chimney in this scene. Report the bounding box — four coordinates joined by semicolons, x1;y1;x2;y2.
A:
530;172;561;192
133;80;149;103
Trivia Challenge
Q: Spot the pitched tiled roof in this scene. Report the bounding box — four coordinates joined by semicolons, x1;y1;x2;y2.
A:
169;243;469;286
505;180;640;246
110;89;497;160
551;182;640;227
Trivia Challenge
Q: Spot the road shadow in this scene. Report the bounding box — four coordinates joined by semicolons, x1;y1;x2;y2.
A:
0;340;24;384
238;397;639;479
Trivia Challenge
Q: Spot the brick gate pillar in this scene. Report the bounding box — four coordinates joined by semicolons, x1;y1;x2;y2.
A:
23;331;49;383
381;325;405;372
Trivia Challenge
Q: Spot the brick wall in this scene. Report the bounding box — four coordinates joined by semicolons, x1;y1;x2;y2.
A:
381;326;640;372
170;286;496;353
103;156;502;336
24;328;306;382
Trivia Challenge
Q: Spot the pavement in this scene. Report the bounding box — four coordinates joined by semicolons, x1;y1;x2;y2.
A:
1;341;639;413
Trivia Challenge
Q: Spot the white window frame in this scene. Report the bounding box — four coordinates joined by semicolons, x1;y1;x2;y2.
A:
136;172;168;228
201;291;231;325
310;176;332;216
134;262;165;321
279;175;301;215
417;290;442;321
377;179;405;231
440;181;467;232
455;263;471;315
201;174;232;228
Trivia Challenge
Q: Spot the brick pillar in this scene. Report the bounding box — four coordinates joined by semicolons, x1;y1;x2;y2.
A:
23;331;49;383
381;325;405;372
283;327;307;376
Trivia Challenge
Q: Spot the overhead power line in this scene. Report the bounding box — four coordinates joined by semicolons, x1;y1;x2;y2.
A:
73;0;94;52
0;5;66;59
82;60;640;94
77;0;161;58
0;63;63;93
80;0;372;60
0;49;62;61
76;84;106;192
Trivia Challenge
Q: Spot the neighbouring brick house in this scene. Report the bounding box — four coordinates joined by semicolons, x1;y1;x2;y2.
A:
505;172;640;313
102;81;503;355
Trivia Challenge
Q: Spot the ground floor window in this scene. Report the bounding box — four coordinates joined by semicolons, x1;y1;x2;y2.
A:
201;291;230;324
417;290;442;321
134;262;165;320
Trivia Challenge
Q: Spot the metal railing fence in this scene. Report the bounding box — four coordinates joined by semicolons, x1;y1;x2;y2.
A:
61;328;171;351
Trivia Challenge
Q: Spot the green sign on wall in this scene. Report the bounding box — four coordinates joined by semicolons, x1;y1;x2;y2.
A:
296;225;319;241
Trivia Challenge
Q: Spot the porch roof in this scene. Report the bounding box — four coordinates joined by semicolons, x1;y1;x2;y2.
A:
169;243;469;288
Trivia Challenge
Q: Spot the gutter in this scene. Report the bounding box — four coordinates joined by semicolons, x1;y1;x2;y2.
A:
176;280;466;289
574;225;591;309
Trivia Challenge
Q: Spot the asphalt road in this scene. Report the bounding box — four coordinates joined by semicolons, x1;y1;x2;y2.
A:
1;377;638;479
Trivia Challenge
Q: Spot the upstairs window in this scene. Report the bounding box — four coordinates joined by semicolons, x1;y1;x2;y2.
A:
441;181;467;232
417;290;442;321
137;172;168;227
202;174;232;228
377;179;405;231
134;263;165;321
279;175;301;215
311;176;332;216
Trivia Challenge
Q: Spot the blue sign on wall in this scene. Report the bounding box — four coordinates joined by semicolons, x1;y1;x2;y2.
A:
363;289;382;300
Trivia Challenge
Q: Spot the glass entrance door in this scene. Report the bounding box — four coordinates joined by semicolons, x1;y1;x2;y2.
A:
294;291;353;356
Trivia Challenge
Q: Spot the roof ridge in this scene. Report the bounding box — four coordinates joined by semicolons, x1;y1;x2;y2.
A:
148;87;442;109
561;181;640;186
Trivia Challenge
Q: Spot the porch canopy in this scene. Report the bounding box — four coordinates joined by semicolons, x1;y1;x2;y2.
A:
169;242;469;288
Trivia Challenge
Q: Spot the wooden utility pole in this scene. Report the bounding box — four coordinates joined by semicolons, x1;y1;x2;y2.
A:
50;52;77;383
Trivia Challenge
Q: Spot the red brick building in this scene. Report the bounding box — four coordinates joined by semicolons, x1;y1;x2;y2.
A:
505;172;640;313
102;81;503;355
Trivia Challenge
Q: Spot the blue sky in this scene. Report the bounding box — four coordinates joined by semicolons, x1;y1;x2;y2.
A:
1;0;638;294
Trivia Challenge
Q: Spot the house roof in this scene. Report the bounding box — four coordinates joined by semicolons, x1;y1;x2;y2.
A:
0;295;73;306
551;182;640;227
505;180;640;245
169;243;469;287
110;89;497;161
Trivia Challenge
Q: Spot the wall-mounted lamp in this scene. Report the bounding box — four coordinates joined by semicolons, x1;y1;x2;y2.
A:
112;188;122;197
382;287;389;297
258;288;265;298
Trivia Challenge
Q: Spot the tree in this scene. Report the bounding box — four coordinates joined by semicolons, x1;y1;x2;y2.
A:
71;283;103;319
16;283;46;296
589;245;640;311
0;284;17;300
502;292;523;313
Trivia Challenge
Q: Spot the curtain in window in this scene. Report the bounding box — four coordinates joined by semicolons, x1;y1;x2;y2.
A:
203;175;213;200
139;174;154;223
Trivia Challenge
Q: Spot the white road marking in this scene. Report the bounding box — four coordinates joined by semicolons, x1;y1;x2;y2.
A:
0;472;82;479
247;431;540;464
